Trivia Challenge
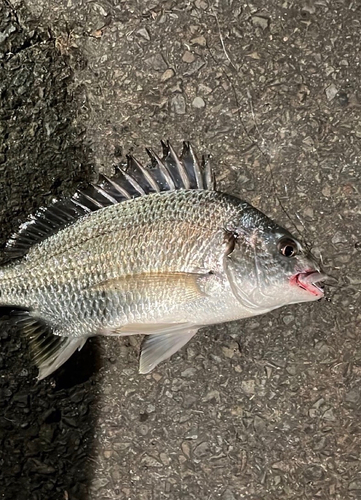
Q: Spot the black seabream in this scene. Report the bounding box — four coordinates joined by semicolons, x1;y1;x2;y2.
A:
0;142;327;379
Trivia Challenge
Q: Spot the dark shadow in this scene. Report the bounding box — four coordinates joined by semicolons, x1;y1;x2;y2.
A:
0;2;99;499
54;338;102;390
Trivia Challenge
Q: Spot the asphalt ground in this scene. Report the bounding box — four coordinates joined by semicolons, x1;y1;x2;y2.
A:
0;1;360;499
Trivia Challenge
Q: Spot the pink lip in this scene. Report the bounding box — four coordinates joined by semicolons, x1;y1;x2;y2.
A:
291;271;326;297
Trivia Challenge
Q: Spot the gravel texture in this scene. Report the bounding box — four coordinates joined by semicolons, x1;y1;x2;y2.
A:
0;1;360;499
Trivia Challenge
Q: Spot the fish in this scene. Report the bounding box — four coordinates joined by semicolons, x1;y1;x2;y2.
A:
0;141;327;379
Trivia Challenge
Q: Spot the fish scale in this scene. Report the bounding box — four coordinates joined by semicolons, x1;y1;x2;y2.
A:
1;190;234;331
0;142;326;379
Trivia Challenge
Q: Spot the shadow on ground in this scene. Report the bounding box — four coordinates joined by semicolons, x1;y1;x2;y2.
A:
0;2;99;499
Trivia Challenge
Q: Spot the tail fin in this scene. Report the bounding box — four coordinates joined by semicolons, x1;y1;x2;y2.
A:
11;312;86;379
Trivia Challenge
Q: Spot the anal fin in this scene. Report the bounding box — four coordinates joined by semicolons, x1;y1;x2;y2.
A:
13;313;86;380
139;325;199;374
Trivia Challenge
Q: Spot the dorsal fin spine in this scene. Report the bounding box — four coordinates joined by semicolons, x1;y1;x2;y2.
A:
71;197;92;213
122;167;146;196
186;142;203;189
150;149;176;190
99;173;130;200
4;142;214;258
113;168;134;199
90;183;118;204
20;227;40;239
45;206;69;224
31;218;56;231
49;204;74;219
24;222;48;237
167;142;190;189
128;155;160;193
203;155;214;190
77;192;104;209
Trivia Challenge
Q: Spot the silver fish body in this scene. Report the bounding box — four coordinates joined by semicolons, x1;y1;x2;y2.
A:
2;191;245;329
0;143;326;378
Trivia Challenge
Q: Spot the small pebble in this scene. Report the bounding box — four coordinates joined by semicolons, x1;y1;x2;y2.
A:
241;379;255;395
159;452;170;465
349;480;361;491
171;94;186;115
345;388;360;403
282;314;294;325
251;16;269;30
325;83;338;101
192;96;205;108
182;51;195;63
198;83;212;94
195;0;208;9
191;35;206;46
181;367;196;377
137;28;150;41
222;346;234;358
141;454;162;468
145;53;167;71
222;489;236;500
185;426;198;440
302;3;316;14
160;68;174;81
322;408;335;421
181;441;191;458
193;441;209;457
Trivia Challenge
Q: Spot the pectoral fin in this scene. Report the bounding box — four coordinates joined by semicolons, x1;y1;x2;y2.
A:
91;272;206;303
139;326;199;374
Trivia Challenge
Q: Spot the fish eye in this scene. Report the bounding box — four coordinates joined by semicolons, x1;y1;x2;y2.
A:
278;238;298;257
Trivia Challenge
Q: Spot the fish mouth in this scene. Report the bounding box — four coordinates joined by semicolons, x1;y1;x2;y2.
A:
291;271;327;297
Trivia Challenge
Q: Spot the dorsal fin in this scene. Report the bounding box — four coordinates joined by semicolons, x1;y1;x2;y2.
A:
4;141;214;259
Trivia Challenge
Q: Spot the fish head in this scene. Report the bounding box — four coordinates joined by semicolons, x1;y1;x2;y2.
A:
224;208;327;313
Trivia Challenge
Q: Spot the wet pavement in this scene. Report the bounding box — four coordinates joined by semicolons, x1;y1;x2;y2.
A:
0;1;360;499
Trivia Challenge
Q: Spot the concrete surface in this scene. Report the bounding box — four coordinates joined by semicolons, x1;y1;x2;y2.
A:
0;0;360;499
